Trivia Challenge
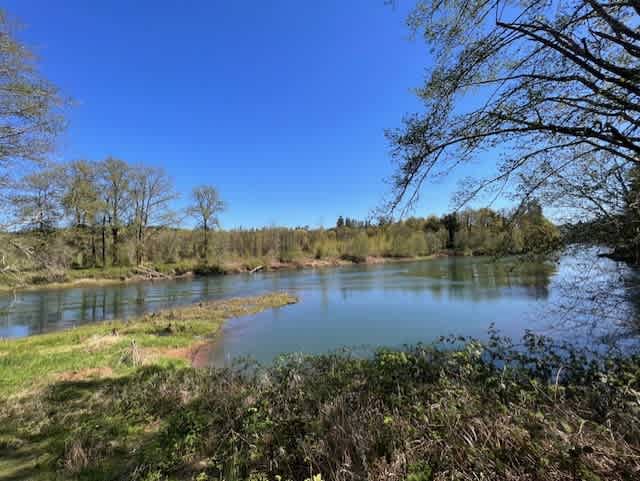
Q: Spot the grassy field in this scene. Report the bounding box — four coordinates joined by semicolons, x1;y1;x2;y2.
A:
1;306;639;480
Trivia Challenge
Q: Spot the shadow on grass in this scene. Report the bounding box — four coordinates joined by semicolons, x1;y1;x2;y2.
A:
0;371;162;481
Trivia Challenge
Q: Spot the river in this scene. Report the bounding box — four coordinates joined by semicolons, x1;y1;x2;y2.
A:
1;251;638;363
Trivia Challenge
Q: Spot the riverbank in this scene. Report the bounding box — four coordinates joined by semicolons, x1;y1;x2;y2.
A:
0;292;297;396
0;254;445;292
1;322;638;480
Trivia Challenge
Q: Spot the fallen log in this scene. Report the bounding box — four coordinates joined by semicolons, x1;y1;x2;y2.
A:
134;265;171;279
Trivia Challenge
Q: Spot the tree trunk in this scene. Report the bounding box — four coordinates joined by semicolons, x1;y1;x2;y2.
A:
112;227;118;266
90;227;97;267
101;216;107;268
137;223;145;266
203;219;208;260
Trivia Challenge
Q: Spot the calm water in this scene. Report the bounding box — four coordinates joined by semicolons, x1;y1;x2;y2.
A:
1;253;638;363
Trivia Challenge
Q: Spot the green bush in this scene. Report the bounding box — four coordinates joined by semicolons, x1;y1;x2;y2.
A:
192;263;224;275
342;232;369;262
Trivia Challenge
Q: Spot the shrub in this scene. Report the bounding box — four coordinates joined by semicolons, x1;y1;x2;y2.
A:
342;232;369;262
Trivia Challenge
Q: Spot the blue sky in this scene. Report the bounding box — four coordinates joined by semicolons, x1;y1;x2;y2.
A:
4;0;469;228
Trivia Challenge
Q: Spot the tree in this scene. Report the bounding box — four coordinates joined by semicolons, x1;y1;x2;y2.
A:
62;160;102;267
98;157;131;266
423;215;441;233
0;10;65;283
441;214;459;249
188;185;224;260
13;167;63;233
0;11;64;189
336;216;345;228
62;161;100;228
622;166;640;262
129;165;177;265
387;0;639;258
344;231;369;262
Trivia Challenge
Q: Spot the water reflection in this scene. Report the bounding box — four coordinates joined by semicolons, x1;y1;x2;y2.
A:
401;257;554;301
537;247;640;348
1;255;637;362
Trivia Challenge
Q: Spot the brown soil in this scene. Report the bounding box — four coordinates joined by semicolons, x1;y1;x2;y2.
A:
142;341;210;366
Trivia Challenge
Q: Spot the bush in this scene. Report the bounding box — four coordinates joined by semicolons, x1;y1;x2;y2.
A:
278;248;303;263
342;232;369;262
192;263;224;275
314;239;339;259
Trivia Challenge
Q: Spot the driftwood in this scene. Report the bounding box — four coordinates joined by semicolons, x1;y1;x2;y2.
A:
133;265;171;279
249;265;264;274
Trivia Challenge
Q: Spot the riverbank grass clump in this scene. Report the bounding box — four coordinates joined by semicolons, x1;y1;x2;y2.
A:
1;328;639;480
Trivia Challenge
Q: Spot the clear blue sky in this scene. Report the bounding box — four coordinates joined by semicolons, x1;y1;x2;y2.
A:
4;0;469;228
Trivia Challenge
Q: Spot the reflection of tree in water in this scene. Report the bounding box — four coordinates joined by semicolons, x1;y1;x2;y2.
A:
402;257;556;302
110;289;123;321
134;284;145;308
36;294;49;333
544;246;640;348
78;290;97;323
315;269;331;315
339;268;377;301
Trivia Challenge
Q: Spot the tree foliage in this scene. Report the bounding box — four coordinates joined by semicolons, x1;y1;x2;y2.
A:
0;10;64;183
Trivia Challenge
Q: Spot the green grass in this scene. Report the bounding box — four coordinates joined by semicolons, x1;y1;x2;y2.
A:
0;292;297;396
0;292;298;481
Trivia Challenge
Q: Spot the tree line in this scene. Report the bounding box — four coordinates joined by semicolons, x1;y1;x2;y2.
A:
328;202;559;262
4;152;560;281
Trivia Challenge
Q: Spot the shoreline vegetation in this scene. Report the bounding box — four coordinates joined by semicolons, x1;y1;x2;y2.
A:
0;253;447;292
1;202;560;293
1;293;638;480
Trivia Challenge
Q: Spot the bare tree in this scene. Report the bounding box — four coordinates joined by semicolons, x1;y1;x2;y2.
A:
0;11;64;186
129;165;177;265
12;167;63;234
187;185;224;260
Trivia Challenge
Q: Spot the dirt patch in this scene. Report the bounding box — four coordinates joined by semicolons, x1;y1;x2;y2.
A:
56;367;114;382
190;343;213;368
142;341;210;366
